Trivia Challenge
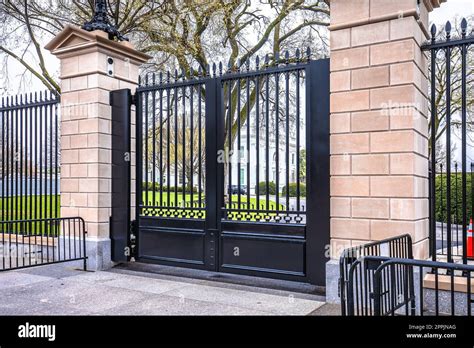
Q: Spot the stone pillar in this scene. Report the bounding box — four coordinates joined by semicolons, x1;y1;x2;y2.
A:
45;25;149;270
326;0;446;301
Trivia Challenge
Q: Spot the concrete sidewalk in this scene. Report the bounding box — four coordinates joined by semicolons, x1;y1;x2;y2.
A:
0;264;325;315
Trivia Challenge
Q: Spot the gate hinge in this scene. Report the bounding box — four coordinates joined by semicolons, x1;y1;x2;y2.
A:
131;94;137;106
129;220;138;259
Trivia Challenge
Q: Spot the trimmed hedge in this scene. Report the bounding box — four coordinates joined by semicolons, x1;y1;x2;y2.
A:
435;173;473;224
255;181;277;195
282;183;306;197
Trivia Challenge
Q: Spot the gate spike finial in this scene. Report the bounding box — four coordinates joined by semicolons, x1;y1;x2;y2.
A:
245;58;250;71
306;47;311;61
205;64;210;77
174;69;178;81
430;24;437;42
285;50;289;64
296;48;301;61
159;71;163;84
274;52;279;66
212;62;217;77
218;61;223;76
445;21;452;40
152;72;156;85
264;54;269;68
145;74;149;86
461;18;468;38
181;68;186;81
167;70;171;83
256;55;260;70
198;66;202;77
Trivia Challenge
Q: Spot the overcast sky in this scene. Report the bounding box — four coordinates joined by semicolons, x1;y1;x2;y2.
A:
2;0;474;94
430;0;474;24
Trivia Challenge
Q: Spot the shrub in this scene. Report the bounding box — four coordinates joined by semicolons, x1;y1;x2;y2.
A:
255;181;277;195
434;173;473;224
282;183;306;197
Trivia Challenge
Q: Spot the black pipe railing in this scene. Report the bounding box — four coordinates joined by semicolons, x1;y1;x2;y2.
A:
339;234;413;316
346;256;474;316
0;217;87;271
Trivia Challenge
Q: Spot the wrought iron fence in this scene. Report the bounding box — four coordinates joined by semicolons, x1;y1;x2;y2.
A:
339;234;413;316
0;217;87;271
0;91;61;223
423;19;474;264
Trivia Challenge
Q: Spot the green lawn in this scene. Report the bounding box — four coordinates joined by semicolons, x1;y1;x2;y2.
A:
141;191;283;220
0;191;283;231
0;195;60;235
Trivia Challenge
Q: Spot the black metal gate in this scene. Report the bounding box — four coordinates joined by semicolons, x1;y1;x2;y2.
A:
132;53;329;285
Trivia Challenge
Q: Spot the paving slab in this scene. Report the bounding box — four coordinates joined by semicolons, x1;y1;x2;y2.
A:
160;283;323;315
0;265;325;316
104;294;272;316
0;271;51;290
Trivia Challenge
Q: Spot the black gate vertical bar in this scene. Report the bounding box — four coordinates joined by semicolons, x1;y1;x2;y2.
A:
246;65;251;219
110;89;132;262
305;58;330;286
430;41;437;261
174;73;178;210
445;36;452;264
205;77;220;271
144;77;149;214
237;76;241;215
198;80;203;212
166;72;171;208
461;32;467;264
255;62;260;217
152;75;156;214
135;79;143;257
182;74;186;212
1;97;4;266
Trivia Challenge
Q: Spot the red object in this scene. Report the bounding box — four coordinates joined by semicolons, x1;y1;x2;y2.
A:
468;218;474;259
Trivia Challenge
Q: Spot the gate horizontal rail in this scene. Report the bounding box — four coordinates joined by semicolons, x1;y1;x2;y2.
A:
0;216;87;272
